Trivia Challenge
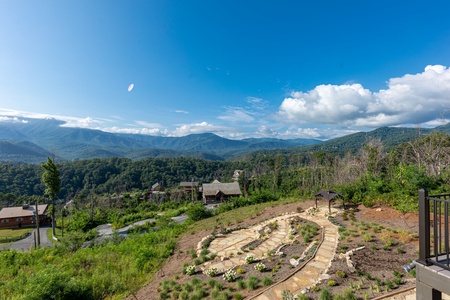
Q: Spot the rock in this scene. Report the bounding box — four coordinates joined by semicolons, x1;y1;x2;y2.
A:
290;258;299;267
376;208;382;212
221;257;229;261
319;273;331;280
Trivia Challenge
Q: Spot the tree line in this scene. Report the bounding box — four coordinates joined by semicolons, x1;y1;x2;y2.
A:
1;132;450;211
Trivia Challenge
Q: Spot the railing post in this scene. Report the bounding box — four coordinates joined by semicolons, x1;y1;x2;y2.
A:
418;188;431;265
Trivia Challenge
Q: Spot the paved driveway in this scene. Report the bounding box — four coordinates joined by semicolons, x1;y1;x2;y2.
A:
0;226;52;252
0;214;188;252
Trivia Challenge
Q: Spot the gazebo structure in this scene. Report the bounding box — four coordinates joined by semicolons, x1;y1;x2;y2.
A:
315;190;345;213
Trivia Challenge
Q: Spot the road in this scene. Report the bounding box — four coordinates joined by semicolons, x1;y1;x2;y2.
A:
0;226;53;252
0;214;188;252
95;214;188;236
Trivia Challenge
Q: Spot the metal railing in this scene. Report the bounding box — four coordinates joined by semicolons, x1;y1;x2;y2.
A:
418;189;450;270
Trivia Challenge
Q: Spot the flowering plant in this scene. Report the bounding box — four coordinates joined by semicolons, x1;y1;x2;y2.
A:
254;262;266;272
223;269;237;282
203;267;218;277
244;254;255;264
185;265;196;275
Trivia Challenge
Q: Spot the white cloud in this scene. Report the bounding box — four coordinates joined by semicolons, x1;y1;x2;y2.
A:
218;107;255;123
174;110;189;114
246;96;263;104
60;117;104;128
278;84;372;125
278;65;450;128
135;120;162;128
0;116;28;123
172;121;229;136
102;126;170;136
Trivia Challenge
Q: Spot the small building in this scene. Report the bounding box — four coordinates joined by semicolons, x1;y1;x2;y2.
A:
151;182;162;191
180;181;199;193
202;180;242;204
0;204;50;229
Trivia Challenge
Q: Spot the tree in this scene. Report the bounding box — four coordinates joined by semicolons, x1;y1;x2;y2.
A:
41;157;61;237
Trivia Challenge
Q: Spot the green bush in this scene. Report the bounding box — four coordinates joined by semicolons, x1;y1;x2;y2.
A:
327;280;337;286
336;270;346;278
319;288;333;300
186;203;211;221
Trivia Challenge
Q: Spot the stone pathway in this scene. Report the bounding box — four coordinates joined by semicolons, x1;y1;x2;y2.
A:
204;213;295;271
202;205;340;299
253;207;339;299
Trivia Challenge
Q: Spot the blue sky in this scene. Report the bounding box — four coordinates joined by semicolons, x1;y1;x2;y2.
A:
1;1;450;140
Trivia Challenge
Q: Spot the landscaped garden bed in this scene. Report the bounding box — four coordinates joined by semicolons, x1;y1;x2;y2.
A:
132;201;420;300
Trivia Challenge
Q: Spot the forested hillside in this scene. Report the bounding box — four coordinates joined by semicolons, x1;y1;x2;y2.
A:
1;131;450;212
1;131;450;300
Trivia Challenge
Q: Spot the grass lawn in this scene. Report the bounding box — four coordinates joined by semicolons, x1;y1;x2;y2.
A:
0;228;33;243
46;227;64;244
187;197;302;234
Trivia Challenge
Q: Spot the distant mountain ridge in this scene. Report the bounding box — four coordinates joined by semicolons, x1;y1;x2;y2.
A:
1;118;449;163
0;118;321;163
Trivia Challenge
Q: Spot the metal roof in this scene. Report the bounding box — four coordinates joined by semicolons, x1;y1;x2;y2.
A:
0;204;48;219
180;182;199;187
202;182;242;196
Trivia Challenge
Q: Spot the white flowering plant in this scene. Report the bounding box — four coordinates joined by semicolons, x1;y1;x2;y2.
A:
244;254;255;264
254;262;266;272
185;265;196;275
222;269;237;282
203;267;218;277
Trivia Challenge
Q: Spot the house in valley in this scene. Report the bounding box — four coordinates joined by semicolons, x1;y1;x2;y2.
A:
0;204;50;229
180;181;199;193
202;180;242;204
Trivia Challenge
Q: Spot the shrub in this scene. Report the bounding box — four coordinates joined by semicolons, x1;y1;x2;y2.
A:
246;276;259;290
385;280;395;290
262;276;273;286
236;279;246;289
342;288;357;300
185;265;196;276
319;288;333;300
207;278;217;288
233;293;243;300
186;203;211;221
222;269;237;282
336;270;346;278
363;233;372;242
254;263;266;272
327;280;337;286
281;289;295;300
203;267;218;277
236;267;245;274
244;254;255;264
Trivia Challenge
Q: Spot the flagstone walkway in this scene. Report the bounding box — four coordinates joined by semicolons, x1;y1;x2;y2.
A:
204;212;295;271
202;205;340;300
252;209;339;299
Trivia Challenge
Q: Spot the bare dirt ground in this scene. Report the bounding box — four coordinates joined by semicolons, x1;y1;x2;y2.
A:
305;205;419;299
131;201;420;300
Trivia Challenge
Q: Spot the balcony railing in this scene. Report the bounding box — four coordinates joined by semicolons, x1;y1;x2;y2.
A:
418;188;450;270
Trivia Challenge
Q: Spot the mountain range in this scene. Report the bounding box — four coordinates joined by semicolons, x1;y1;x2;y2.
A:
0;118;320;163
1;118;449;163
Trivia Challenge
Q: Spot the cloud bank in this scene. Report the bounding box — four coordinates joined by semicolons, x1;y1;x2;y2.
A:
278;65;450;128
2;65;450;140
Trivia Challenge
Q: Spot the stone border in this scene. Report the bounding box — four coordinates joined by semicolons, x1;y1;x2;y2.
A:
248;226;325;299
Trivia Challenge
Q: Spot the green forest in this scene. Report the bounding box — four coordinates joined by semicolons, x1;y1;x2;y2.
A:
0;132;450;299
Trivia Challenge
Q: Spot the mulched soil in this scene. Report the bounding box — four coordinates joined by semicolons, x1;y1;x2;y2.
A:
131;202;420;300
302;205;419;299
